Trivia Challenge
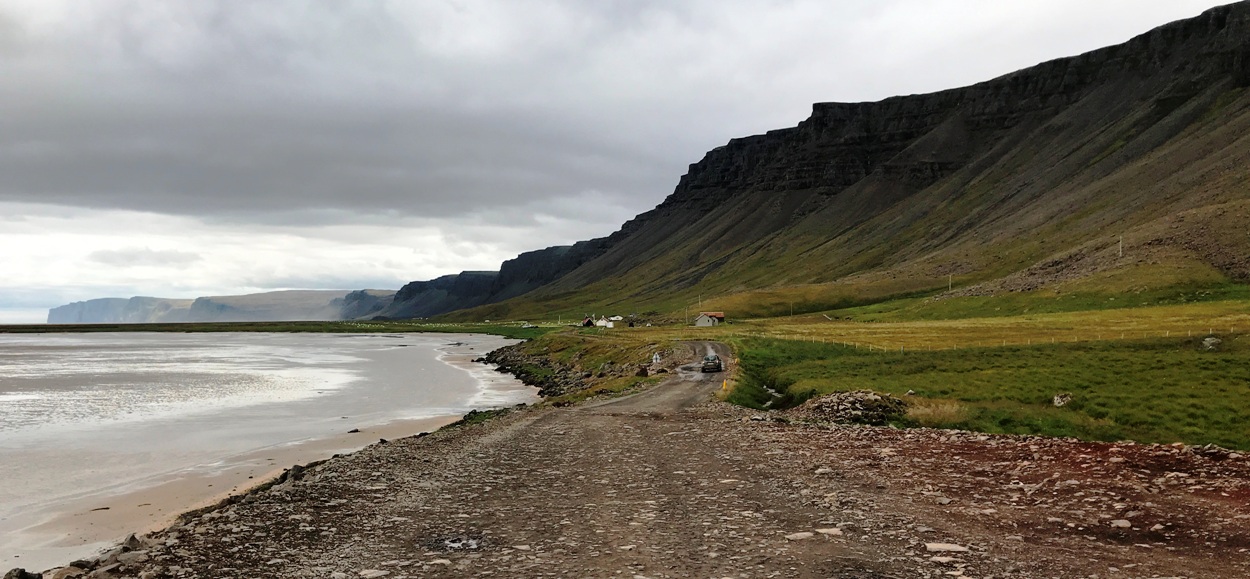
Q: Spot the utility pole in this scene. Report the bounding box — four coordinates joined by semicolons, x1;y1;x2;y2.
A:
1119;236;1123;258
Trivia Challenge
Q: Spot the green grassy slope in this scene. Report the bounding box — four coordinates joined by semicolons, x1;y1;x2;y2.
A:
444;27;1250;323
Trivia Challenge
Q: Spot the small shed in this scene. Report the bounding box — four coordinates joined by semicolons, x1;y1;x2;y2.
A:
693;312;726;327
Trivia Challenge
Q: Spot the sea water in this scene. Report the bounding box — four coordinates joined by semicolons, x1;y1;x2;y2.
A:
0;332;536;569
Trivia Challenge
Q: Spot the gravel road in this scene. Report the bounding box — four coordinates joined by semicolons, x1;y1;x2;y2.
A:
34;342;1250;579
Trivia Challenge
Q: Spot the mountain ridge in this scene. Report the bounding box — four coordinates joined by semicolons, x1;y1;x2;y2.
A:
428;1;1250;320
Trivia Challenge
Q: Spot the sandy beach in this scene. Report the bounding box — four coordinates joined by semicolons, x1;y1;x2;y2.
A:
6;415;463;572
0;332;536;572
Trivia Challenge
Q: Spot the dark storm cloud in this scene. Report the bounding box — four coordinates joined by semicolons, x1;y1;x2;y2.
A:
0;0;717;224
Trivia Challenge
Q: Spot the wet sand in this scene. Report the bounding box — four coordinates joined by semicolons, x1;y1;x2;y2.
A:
8;415;461;572
0;332;536;572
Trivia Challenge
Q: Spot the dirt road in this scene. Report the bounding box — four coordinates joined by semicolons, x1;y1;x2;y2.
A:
40;342;1250;579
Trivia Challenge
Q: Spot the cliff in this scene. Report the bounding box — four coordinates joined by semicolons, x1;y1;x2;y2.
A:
372;272;499;319
448;2;1250;318
184;290;365;322
376;238;613;319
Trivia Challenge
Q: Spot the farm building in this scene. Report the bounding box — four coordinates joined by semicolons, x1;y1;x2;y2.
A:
693;312;725;327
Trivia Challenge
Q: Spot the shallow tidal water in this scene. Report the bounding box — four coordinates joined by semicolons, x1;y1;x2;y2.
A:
0;331;535;570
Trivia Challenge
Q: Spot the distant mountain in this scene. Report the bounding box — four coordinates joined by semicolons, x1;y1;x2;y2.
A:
47;296;194;324
388;2;1250;320
48;289;396;324
372;241;608;319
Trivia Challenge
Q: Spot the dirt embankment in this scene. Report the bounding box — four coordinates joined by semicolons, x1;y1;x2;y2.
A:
17;342;1250;579
480;338;682;398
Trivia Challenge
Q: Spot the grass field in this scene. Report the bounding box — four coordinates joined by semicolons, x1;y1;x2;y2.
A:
731;334;1250;450
561;296;1250;449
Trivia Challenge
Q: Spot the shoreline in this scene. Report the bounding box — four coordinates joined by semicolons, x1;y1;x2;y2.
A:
9;414;466;573
3;333;540;574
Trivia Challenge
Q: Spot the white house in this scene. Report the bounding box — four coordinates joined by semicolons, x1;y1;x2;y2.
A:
693;312;725;327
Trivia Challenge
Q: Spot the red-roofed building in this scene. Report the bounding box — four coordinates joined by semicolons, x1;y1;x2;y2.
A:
694;312;725;327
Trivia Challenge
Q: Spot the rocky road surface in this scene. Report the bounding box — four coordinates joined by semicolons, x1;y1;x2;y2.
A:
29;342;1250;579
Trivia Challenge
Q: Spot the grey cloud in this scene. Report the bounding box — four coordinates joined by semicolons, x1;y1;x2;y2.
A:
0;0;1234;245
238;274;408;292
88;248;204;268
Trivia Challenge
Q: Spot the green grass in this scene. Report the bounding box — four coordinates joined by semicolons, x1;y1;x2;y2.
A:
830;282;1250;322
735;334;1250;449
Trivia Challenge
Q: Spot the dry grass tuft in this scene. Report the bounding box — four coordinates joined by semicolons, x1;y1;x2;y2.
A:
906;398;970;427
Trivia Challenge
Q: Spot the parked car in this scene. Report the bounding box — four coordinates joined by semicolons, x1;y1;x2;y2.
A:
701;354;723;373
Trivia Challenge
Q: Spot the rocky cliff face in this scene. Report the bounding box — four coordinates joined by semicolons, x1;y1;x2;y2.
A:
508;2;1250;308
377;238;614;319
183;290;366;322
336;289;396;320
373;272;499;319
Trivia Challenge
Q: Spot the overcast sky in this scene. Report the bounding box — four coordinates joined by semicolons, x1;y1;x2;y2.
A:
0;0;1233;322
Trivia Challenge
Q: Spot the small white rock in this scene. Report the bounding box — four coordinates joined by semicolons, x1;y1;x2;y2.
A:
925;543;970;553
815;528;844;536
359;571;389;579
1110;520;1132;529
785;532;815;541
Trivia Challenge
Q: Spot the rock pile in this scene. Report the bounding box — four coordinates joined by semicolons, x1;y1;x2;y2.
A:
7;532;163;579
788;390;908;426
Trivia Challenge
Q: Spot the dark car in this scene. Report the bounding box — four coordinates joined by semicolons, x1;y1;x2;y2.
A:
701;354;723;373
